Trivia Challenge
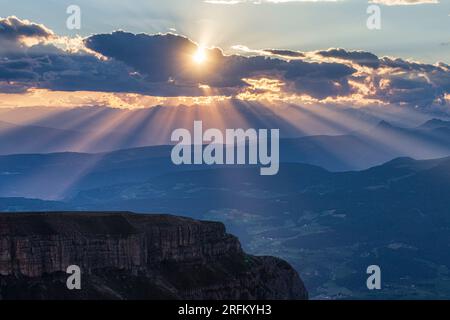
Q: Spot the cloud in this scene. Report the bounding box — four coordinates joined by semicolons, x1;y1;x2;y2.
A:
0;18;195;96
84;31;356;99
204;0;341;4
0;16;54;56
290;48;450;107
263;49;305;59
0;16;448;109
0;16;53;41
369;0;439;5
317;49;381;68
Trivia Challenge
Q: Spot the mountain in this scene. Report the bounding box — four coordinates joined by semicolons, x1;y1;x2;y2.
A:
2;116;450;172
2;156;450;298
0;148;181;199
0;120;130;155
0;106;446;164
0;104;339;154
0;212;307;300
0;104;362;146
0;120;86;154
418;119;450;130
0;126;447;200
2;111;450;299
59;157;450;299
341;119;450;164
280;135;392;171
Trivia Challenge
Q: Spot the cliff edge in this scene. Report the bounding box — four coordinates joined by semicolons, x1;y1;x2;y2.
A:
0;212;308;300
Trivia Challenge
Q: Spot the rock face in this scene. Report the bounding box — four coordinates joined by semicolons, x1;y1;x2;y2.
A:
0;212;307;300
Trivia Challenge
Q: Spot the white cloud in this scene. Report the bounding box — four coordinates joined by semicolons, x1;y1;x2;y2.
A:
205;0;439;5
369;0;439;6
204;0;340;4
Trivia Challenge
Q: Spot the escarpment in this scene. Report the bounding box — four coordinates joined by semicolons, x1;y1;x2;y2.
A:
0;212;308;300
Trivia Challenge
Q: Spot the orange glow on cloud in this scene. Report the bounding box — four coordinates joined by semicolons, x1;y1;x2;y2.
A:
0;88;231;109
0;75;389;109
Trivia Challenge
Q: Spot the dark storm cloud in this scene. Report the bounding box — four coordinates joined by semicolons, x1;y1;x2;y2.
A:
0;42;145;93
84;31;356;98
380;56;441;72
85;32;198;82
0;18;205;96
0;16;53;41
371;58;450;106
313;48;449;106
263;49;305;58
0;16;448;108
317;48;381;68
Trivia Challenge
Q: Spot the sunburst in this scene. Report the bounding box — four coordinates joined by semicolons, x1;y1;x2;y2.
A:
193;47;207;64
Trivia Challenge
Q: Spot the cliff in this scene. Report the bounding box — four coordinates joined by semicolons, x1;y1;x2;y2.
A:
0;212;308;300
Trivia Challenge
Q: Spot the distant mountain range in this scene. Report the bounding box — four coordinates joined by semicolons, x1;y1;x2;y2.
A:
1;156;450;299
2;107;450;299
0;120;127;154
2;117;450;200
0;104;444;156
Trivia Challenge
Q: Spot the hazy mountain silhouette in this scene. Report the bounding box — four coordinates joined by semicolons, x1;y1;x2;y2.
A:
2;110;450;298
1;156;450;298
418;119;450;130
1;114;450;169
3;116;450;199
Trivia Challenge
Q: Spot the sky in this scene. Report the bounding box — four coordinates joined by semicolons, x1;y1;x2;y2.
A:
0;0;449;110
1;0;449;63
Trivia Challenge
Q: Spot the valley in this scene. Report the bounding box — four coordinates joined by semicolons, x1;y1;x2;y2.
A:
2;156;450;298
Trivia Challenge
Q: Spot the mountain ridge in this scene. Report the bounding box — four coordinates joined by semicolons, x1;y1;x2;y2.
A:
0;211;308;300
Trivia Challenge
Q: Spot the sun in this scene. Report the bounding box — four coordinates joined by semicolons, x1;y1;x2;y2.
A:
193;47;207;64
